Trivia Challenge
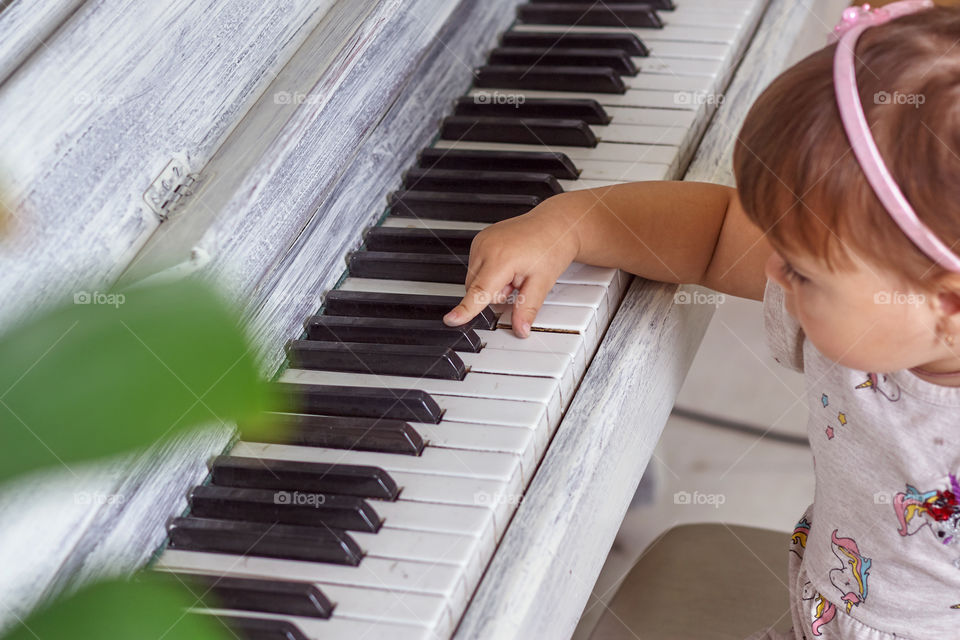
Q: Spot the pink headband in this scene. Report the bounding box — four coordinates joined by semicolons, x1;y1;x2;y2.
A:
831;1;960;272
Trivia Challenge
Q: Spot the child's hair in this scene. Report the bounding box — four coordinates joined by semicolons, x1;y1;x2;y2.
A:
733;6;960;289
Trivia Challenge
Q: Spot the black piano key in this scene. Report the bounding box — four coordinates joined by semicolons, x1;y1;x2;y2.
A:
178;575;334;618
441;115;596;147
189;485;382;533
323;290;498;330
417;148;580;179
390;190;541;222
243;412;425;455
304;315;484;353
212;615;309;640
454;96;609;125
516;3;664;28
211;454;401;501
488;47;637;76
404;168;562;199
500;30;649;57
365;226;478;255
167;517;363;565
475;65;626;94
287;339;467;381
274;379;444;425
527;0;674;9
347;251;467;286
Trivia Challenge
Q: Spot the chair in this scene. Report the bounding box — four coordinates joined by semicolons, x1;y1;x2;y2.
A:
589;523;793;640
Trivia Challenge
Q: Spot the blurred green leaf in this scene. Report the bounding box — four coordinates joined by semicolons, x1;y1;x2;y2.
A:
0;573;233;640
0;279;268;484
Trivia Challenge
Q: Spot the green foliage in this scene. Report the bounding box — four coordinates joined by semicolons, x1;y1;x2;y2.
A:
1;573;233;640
0;279;269;484
0;279;274;640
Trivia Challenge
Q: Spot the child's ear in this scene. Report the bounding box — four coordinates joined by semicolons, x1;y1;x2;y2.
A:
935;274;960;315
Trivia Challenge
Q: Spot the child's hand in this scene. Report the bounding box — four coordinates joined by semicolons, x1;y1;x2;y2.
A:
443;198;581;338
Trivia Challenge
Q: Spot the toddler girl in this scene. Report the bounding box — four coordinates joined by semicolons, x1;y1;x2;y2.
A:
445;2;960;638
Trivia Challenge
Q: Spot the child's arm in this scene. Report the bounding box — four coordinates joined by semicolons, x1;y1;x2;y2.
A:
443;181;774;336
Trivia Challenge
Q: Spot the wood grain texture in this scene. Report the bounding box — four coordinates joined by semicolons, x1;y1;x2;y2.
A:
0;0;86;85
0;0;522;629
0;0;332;328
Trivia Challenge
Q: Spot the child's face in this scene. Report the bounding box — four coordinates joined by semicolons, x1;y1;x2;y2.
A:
764;248;955;373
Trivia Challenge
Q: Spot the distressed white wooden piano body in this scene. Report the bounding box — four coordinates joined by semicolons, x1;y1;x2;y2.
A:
0;0;823;637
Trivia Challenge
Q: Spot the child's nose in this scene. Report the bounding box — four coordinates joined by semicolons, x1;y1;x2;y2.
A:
765;252;793;292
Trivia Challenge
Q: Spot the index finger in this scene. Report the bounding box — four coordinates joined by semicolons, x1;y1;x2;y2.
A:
443;267;511;326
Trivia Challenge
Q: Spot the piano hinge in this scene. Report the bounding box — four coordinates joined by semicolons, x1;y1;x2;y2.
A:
143;153;203;222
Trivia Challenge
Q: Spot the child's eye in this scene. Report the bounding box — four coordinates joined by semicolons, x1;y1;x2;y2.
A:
781;260;809;284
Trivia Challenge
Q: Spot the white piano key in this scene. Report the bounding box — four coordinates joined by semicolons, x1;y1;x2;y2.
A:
351;528;484;590
412;421;537;479
340;277;604;310
635;56;725;77
603;106;697;127
557;178;624;191
433;394;549;440
667;6;751;28
279;368;564;431
171;571;457;635
618;73;715;94
493;304;597;357
508;22;739;45
384;471;512;538
566;158;671;183
594;123;688;146
158;550;466;607
459;349;575;409
478;328;587;380
370;503;491;559
231;441;522;485
316;583;453;633
557;262;620;318
471;87;702;110
646;41;731;61
380;217;489;231
431;138;680;167
193;608;436;640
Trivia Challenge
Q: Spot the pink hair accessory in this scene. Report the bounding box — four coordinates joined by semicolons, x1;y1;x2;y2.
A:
832;0;960;273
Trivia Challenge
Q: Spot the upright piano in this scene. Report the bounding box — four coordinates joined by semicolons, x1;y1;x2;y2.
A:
0;1;821;637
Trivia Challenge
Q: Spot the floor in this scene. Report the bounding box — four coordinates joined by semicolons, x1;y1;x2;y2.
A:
571;295;816;639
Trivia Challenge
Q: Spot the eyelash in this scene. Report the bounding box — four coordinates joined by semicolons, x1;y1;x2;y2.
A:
781;261;809;285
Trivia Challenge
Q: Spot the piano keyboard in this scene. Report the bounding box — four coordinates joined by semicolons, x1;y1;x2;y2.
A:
152;1;766;638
